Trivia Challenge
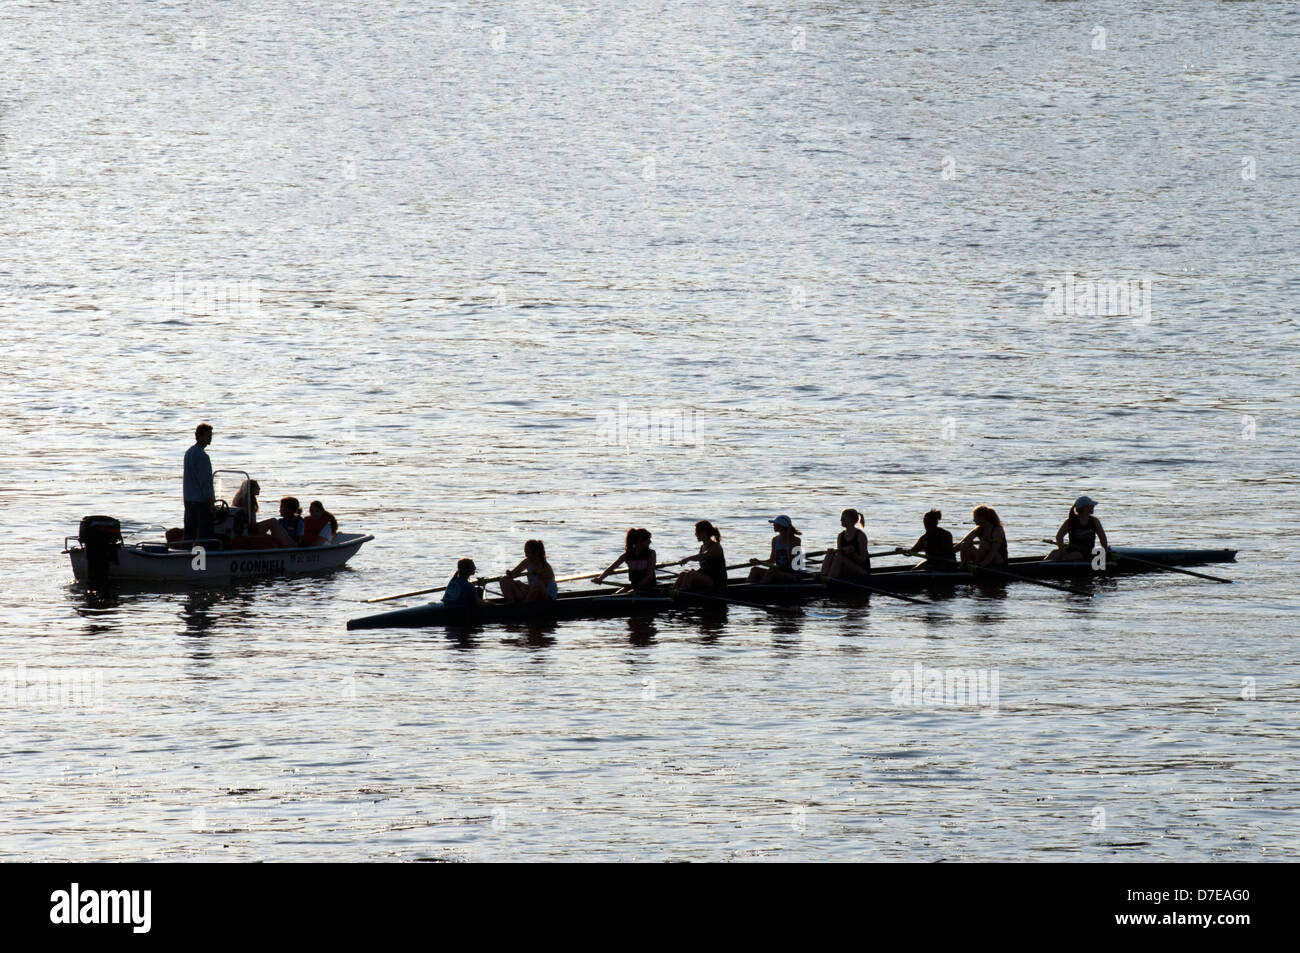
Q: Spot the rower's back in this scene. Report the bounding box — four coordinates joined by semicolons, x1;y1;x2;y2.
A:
921;509;957;569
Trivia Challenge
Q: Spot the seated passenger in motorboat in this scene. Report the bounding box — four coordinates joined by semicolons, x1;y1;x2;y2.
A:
249;496;304;548
300;500;338;546
232;479;260;519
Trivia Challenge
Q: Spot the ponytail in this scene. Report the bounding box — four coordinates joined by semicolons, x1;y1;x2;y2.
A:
695;520;721;542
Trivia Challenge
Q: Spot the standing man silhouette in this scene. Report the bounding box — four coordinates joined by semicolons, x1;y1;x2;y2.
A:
183;423;215;542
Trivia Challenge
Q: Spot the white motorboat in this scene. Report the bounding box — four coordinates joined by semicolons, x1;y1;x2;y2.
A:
65;470;373;585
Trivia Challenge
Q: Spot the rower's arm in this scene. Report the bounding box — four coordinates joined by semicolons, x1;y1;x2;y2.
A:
503;558;526;579
1054;519;1069;546
596;553;626;580
1094;519;1109;549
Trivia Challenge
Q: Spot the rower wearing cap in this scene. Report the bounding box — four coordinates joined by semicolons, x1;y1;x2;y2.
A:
956;505;1008;568
442;558;486;608
1046;496;1109;562
748;515;804;584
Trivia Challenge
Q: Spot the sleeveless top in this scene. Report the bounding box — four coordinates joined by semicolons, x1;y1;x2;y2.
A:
838;528;870;571
924;527;956;568
527;561;558;599
772;536;795;570
1068;517;1096;555
626;549;656;588
700;544;727;588
984;526;1008;565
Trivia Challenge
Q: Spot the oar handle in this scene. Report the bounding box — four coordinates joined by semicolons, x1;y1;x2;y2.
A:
362;572;508;604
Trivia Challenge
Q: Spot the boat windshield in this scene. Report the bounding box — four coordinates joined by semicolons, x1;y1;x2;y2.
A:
214;469;255;513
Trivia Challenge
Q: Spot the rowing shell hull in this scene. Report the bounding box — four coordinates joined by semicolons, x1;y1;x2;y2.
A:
348;547;1238;629
347;589;673;630
69;533;374;583
818;546;1238;592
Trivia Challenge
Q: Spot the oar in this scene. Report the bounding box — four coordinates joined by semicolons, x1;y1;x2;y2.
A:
806;572;930;605
969;564;1091;596
667;586;807;615
362;561;679;604
807;549;902;563
644;566;810;615
1036;540;1234;584
362;574;507;604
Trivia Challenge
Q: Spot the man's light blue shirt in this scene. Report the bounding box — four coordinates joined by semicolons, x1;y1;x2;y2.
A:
183;443;213;503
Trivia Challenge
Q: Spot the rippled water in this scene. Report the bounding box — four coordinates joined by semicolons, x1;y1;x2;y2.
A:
1;1;1297;860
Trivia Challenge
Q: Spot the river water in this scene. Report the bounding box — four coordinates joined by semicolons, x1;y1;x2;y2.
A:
1;1;1297;861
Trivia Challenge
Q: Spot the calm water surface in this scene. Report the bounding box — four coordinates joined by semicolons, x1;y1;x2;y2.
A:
1;1;1297;860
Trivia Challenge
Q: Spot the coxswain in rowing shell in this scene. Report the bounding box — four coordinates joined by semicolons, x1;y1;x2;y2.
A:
898;508;957;570
956;505;1008;568
500;539;559;603
1045;495;1109;562
675;520;727;592
748;515;803;584
822;508;871;580
442;558;486;608
597;528;658;593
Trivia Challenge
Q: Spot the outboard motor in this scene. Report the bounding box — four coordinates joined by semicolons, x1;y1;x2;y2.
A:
79;515;122;584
